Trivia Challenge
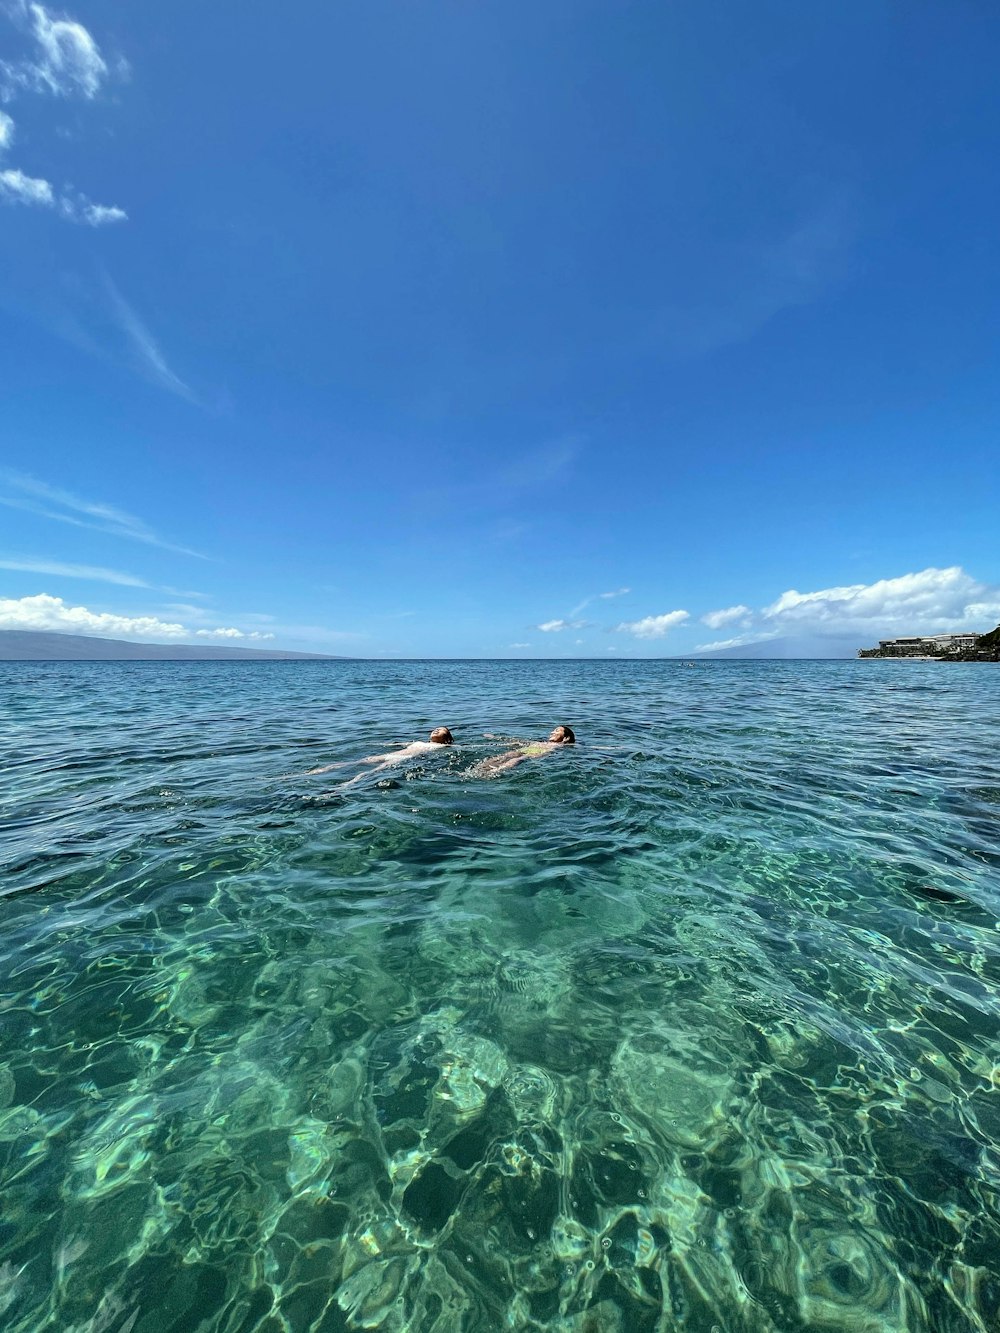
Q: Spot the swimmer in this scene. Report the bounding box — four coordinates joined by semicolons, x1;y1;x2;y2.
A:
308;727;454;780
476;725;575;776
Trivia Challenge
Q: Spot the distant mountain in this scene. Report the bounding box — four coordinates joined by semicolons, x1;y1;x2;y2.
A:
689;634;862;660
0;630;338;661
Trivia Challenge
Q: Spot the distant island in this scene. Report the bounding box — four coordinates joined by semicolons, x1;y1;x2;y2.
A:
689;634;862;659
858;626;1000;661
0;630;338;661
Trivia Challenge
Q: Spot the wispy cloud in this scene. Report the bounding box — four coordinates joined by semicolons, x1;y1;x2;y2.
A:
76;198;126;227
0;165;52;206
0;593;274;642
495;437;579;490
616;610;689;639
102;275;192;399
539;585;630;634
4;270;193;399
0;164;126;224
0;557;148;586
509;642;531;649
701;604;751;630
652;191;855;357
0;471;207;558
418;436;581;515
161;602;210;618
537;618;586;633
0;3;128;225
1;2;109;99
569;585;630;617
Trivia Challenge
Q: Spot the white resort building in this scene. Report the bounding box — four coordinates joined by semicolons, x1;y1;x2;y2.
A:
875;633;979;656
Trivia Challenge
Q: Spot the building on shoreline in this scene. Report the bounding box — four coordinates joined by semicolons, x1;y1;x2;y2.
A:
858;627;999;659
873;633;978;656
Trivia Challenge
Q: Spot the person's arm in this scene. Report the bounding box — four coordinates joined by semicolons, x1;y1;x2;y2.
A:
308;746;396;775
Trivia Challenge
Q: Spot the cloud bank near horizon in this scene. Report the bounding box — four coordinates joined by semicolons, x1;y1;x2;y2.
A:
1;562;996;656
0;593;275;643
695;567;1000;652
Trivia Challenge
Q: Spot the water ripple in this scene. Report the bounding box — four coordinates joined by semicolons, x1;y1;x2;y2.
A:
1;659;999;1331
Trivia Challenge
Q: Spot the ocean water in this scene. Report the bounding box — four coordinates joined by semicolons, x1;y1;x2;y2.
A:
2;659;999;1333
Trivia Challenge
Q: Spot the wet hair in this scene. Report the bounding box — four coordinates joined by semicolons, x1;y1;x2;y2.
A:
430;727;454;744
551;725;575;744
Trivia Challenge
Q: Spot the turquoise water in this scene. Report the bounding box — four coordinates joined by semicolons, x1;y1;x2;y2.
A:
2;659;999;1333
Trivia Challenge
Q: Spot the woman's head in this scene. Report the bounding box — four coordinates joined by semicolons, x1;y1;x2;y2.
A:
548;725;575;744
430;727;454;745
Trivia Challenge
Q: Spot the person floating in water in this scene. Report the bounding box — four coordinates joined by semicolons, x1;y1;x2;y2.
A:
476;725;575;775
308;727;454;780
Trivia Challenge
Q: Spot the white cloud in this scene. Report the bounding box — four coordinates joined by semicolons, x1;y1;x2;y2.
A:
194;627;275;641
509;642;531;649
0;593;188;640
0;165;126;224
72;196;127;227
0;5;127;225
2;2;108;99
701;604;751;630
29;2;106;97
763;566;1000;632
692;565;1000;652
0;165;53;207
0;593;279;643
538;618;586;633
616;610;689;639
0;471;205;557
0;558;148;586
599;587;630;600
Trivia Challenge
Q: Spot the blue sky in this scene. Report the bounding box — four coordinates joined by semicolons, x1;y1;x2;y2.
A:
1;0;999;656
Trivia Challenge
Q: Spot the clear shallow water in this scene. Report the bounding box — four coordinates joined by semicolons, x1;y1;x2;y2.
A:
1;659;999;1333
